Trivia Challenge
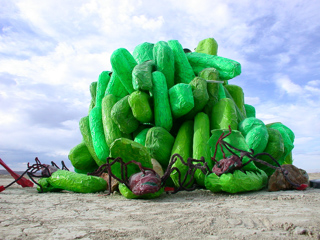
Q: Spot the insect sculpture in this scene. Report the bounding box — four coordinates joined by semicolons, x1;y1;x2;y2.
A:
210;126;308;191
89;153;208;196
0;157;69;193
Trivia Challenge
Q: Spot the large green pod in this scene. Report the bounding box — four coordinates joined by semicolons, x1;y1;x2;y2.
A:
109;138;153;180
88;81;97;113
118;183;164;199
238;117;269;155
48;170;107;193
193;112;211;186
186;52;241;80
205;169;268;194
134;128;150;146
168;83;194;119
153;41;175;89
244;104;256;118
267;122;295;143
183;77;209;120
95;71;111;107
145;127;175;169
128;91;153;123
239;117;265;133
195;38;218;55
199;68;220;118
37;178;62;193
89;106;109;166
151;71;173;131
111;95;139;134
210;98;238;131
105;72;129;101
79;116;101;166
110;48;137;94
266;122;294;164
170;121;194;187
90;81;97;104
132;42;154;64
224;84;246;119
68;142;98;170
167;40;195;84
132;60;155;91
283;151;293;165
218;83;226;99
256;128;285;176
101;94;124;147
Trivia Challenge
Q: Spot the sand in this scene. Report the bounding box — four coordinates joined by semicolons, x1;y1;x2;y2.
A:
1;173;320;240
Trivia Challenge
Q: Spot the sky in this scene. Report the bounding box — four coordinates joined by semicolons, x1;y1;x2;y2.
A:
0;0;319;172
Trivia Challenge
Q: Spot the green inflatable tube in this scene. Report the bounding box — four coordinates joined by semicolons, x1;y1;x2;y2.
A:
170;121;194;187
48;170;107;193
153;41;175;89
211;98;238;131
101;94;125;147
205;169;268;194
186;52;241;80
195;38;218;55
128;91;153;123
132;42;154;64
111;95;139;134
95;71;111;107
110;48;137;94
168;40;195;84
168;83;194;119
193;112;211;186
105;72;129;101
151;71;173;131
79;116;101;166
119;183;164;199
89;106;109;166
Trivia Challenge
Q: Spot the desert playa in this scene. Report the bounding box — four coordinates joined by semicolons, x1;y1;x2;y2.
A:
1;173;320;240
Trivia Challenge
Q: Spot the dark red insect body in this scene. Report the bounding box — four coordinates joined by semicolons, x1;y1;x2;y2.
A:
129;170;162;195
211;155;242;176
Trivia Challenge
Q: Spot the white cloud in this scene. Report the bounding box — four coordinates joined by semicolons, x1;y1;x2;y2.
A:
255;100;320;171
294;137;314;145
294;154;320;173
307;80;320;86
132;15;164;30
274;74;303;95
276;53;291;67
79;0;99;16
305;85;320;94
257;102;319;133
245;97;260;105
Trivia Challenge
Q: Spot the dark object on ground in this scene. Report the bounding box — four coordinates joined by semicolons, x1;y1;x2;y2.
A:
268;164;309;191
309;179;320;188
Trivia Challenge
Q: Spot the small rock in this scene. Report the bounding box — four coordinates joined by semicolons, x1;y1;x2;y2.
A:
294;227;307;235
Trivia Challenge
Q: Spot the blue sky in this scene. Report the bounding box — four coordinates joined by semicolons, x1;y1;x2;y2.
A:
0;0;319;172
